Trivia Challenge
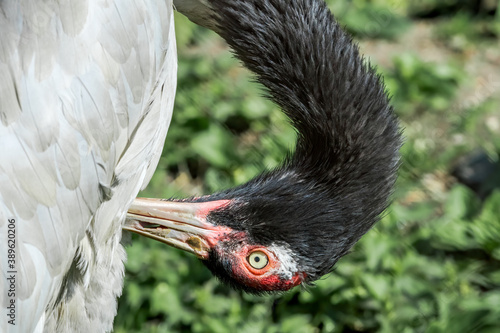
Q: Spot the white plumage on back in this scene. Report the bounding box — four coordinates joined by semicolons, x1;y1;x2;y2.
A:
0;1;176;331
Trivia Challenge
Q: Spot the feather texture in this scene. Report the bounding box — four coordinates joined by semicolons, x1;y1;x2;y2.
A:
0;1;176;331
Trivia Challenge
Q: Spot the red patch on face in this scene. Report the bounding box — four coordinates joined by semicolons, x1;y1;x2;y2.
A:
232;265;304;291
256;272;304;291
189;200;235;248
195;200;231;219
229;245;305;291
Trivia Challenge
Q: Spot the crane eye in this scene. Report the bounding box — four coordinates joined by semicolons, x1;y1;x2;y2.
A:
247;251;269;269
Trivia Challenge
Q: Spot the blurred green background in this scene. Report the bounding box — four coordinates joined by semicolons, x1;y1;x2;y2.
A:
115;0;500;332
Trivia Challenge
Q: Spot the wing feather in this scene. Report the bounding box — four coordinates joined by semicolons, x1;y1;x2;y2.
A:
0;1;176;331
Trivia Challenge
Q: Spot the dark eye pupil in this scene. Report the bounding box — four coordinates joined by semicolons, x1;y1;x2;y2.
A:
254;257;260;262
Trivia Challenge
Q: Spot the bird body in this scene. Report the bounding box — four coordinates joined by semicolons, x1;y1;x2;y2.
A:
0;1;176;331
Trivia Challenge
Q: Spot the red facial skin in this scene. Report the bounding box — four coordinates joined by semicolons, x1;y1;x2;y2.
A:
195;200;305;291
195;200;235;249
230;245;305;291
195;200;231;220
126;198;304;291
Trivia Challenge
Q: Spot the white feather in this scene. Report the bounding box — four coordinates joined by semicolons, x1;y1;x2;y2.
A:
0;1;176;331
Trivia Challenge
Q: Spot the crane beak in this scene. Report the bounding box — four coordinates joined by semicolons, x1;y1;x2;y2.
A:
123;198;232;259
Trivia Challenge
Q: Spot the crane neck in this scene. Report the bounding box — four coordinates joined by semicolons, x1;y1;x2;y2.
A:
195;0;400;190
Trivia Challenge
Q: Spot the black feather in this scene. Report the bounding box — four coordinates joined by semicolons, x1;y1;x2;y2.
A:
195;0;401;288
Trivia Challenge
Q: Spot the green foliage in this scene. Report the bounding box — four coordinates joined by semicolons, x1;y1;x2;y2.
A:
407;0;498;17
115;2;500;332
385;54;465;116
327;0;410;39
434;12;499;51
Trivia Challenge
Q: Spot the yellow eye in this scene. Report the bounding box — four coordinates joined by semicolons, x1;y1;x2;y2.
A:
247;251;269;269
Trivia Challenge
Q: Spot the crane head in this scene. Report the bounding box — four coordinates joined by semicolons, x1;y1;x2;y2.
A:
124;198;309;293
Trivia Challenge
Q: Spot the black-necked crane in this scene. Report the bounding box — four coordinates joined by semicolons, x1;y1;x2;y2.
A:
0;0;400;332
